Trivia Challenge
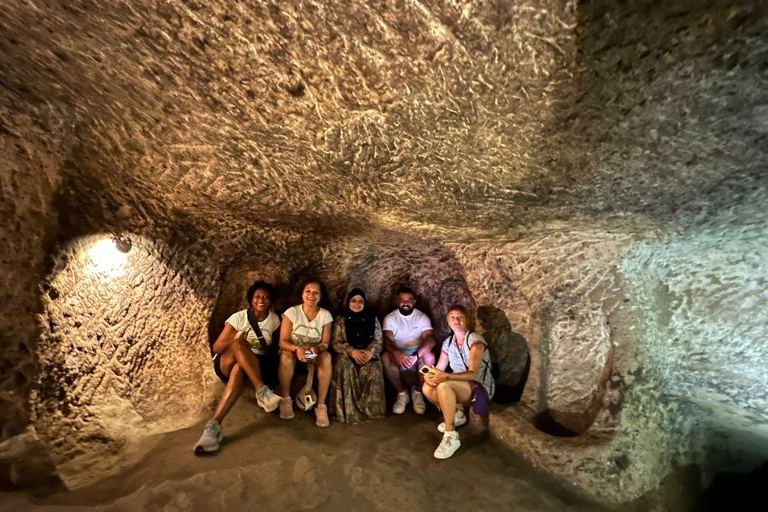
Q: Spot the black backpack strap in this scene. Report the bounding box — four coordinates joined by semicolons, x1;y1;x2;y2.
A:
246;309;268;349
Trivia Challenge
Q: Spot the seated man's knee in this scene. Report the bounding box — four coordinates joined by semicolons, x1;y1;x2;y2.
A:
419;352;435;367
381;351;396;367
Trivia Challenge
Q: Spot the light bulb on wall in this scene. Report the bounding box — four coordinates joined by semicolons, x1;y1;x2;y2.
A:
85;236;129;278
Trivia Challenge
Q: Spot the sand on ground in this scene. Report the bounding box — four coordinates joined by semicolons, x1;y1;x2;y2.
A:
2;398;619;512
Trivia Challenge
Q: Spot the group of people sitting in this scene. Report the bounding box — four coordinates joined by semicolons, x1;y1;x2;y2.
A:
194;279;495;460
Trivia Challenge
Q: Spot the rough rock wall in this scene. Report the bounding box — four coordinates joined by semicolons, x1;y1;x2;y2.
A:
452;231;633;432
5;0;763;238
569;0;768;222
621;190;768;482
36;234;220;489
0;107;68;443
446;209;767;501
438;229;691;501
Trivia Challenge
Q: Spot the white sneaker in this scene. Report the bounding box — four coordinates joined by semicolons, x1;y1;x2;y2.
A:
411;387;426;414
194;420;223;453
434;430;461;459
255;386;282;413
393;390;410;414
438;410;468;433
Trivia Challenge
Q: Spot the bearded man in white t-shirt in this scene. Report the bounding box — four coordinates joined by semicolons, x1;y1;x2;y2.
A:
382;286;436;415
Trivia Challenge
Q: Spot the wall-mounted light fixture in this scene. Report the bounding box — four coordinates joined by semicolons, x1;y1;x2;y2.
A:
111;233;132;253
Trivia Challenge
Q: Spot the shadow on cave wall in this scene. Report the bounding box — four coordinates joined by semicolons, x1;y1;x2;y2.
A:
476;305;529;404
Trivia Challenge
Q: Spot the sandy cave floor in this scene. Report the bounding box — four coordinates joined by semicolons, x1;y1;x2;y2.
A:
2;400;633;512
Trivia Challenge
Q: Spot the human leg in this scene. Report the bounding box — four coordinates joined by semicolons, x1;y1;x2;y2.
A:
278;350;296;419
358;360;386;420
382;350;412;413
212;363;246;424
434;381;471;459
422;382;439;406
381;350;404;393
230;336;267;392
314;351;332;427
278;350;297;397
416;352;435;369
316;351;332;404
220;341;280;412
194;355;240;453
328;355;351;422
436;381;472;431
412;353;435;412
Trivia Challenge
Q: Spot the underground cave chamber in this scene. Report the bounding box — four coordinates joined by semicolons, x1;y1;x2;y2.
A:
1;0;768;509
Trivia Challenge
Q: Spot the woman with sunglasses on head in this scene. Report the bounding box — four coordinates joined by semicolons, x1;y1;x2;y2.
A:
328;288;386;424
277;279;334;427
422;304;495;459
194;281;282;453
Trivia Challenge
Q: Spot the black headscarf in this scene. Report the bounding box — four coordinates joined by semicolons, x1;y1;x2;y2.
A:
343;288;377;349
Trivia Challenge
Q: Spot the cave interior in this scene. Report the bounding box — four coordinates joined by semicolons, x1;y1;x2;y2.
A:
1;0;768;508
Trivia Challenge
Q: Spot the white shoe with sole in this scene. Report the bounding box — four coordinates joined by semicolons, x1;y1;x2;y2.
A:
411;387;426;414
255;386;282;413
194;420;223;453
434;430;461;459
438;410;468;432
393;390;410;414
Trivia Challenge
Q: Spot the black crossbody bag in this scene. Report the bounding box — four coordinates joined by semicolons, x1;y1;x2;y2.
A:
246;310;280;387
246;309;268;350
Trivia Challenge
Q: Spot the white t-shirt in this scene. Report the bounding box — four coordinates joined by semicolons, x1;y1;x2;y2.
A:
283;305;333;349
383;309;433;355
225;310;281;356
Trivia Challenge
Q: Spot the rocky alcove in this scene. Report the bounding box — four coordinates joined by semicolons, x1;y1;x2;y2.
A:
1;0;767;509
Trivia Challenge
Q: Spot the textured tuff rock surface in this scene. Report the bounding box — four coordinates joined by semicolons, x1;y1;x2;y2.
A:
36;234;221;488
1;0;767;502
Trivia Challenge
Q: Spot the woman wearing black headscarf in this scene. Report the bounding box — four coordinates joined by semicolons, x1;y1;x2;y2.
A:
328;288;386;424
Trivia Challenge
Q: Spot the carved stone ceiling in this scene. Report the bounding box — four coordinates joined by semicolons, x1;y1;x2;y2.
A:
1;0;766;247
